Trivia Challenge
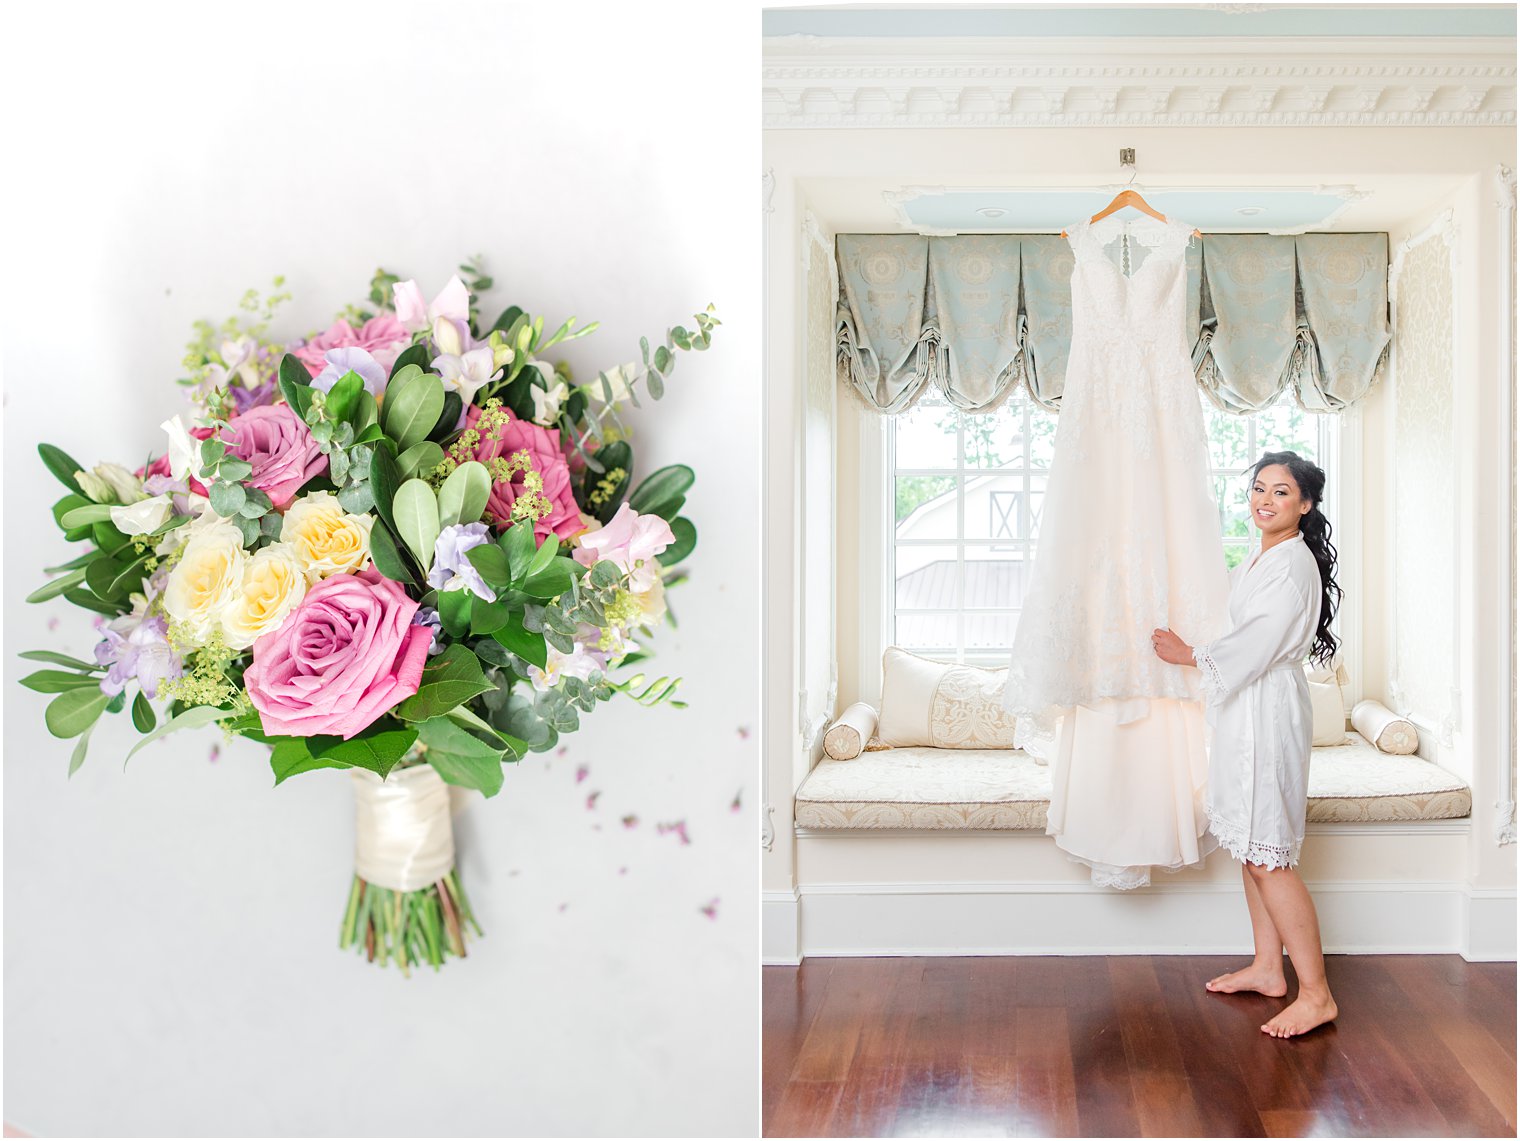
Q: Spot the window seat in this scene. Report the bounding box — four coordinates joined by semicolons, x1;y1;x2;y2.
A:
794;731;1471;831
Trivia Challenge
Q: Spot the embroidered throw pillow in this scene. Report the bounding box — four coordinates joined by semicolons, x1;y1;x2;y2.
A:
876;646;1016;749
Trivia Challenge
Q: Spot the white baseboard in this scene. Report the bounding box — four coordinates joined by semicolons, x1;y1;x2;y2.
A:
1461;886;1518;960
793;880;1517;961
763;889;801;965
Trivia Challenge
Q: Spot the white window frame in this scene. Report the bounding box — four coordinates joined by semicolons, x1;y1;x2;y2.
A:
859;394;1363;712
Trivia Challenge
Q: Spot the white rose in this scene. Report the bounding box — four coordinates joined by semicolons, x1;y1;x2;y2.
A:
280;491;374;582
109;494;174;536
163;521;247;645
220;543;309;651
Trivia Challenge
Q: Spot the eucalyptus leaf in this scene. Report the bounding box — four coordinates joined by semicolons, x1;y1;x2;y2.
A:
336;480;376;515
393;480;440;574
217;458;253;482
437;461;491;527
209;481;246;516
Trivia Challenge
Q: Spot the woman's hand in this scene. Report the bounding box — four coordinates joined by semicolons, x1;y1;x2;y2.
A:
1151;627;1194;666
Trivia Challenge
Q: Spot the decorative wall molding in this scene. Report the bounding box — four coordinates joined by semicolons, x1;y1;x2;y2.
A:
793;878;1515;960
1387;208;1463;753
1497;162;1518;846
763;37;1516;129
761;166;777;856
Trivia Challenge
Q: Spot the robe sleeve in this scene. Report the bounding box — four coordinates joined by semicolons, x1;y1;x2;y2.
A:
1192;567;1312;706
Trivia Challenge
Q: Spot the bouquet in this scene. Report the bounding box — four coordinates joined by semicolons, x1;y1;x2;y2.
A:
22;262;717;973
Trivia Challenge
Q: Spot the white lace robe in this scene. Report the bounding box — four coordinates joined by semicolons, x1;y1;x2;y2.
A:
1193;534;1324;868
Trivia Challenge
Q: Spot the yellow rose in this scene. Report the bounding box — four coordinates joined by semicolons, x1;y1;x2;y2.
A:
220;543;309;651
163;522;247;645
280;491;374;582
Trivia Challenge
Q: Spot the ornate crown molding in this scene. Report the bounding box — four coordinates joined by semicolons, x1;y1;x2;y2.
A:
763;36;1515;128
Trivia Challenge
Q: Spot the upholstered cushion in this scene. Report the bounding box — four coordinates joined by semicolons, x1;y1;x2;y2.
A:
876;647;1016;749
1306;661;1350;746
794;731;1471;830
823;702;879;760
1350;699;1419;755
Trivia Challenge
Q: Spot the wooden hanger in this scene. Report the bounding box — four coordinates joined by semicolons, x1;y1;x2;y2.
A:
1061;187;1203;239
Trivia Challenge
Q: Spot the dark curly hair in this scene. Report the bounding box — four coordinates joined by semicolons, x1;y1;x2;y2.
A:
1248;450;1342;666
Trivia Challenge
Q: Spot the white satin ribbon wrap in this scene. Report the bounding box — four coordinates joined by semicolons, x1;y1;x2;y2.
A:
350;765;456;892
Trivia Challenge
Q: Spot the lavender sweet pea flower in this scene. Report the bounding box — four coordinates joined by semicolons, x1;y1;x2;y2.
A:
312;346;387;397
230;379;277;413
94;612;182;699
410;606;445;656
428;523;498;602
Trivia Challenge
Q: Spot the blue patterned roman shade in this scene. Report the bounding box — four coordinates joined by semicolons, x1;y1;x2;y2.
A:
836;231;1388;415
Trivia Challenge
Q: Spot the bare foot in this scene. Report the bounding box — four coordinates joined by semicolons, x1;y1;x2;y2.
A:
1205;964;1287;997
1261;992;1338;1038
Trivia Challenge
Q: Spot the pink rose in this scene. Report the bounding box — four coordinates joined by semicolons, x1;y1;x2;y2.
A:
223;403;328;508
464;405;585;543
293;314;411;379
244;568;432;739
138;426;214;497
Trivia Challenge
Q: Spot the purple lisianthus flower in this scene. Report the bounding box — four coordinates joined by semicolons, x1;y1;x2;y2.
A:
410;606;445;656
230;379;277;414
94;612;182;699
312;346;387;397
427;523;497;602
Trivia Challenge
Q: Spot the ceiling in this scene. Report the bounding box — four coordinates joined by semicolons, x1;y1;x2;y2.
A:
761;5;1517;40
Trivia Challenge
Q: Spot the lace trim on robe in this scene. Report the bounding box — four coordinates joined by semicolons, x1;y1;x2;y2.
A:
1206;809;1300;871
1193;644;1228;704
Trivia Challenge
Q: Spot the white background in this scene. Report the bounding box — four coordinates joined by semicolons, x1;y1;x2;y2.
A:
1;2;759;1136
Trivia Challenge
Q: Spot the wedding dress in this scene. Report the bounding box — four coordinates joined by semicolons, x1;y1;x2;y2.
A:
1002;213;1231;888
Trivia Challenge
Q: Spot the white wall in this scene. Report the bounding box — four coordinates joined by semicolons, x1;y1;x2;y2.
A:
764;120;1516;962
2;3;760;1136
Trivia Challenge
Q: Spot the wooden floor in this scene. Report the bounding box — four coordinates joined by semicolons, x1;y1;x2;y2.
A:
763;955;1517;1138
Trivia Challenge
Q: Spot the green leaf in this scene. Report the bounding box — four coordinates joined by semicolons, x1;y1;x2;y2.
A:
468;595;512;636
397;440;445;482
209;481;246;517
63;589;126;617
390;341;430;377
353;389;379;434
501;520;536;583
427;392;464;443
658;516;697;566
216;458;253;482
438;461;491;527
435;589;474;642
200;437;227;466
68;722;97;776
653;345;672;373
382;366;446;451
369;444;402;534
131;691;157;733
84;556;128;601
267;736;345;785
416;716;505;798
19;650;102;671
465;543;511;589
492;611;548;670
353;423;387;446
628;464;695;521
584;440;633;524
445;703;527;758
26;568;88;604
39;443;87;496
278;354;315;417
44;686;112;738
394;479;440;573
492;305;525;333
326;370;364;424
368;523;417;586
52;493;93;539
20;670;104;694
527;534;559;578
520;555;580;600
336;480;376;515
393;645;495;722
308;726;419;779
125;704;237;763
589;559;622;590
58;503;116;528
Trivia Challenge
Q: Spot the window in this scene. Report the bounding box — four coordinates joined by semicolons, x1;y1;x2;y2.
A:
887;390;1336;666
